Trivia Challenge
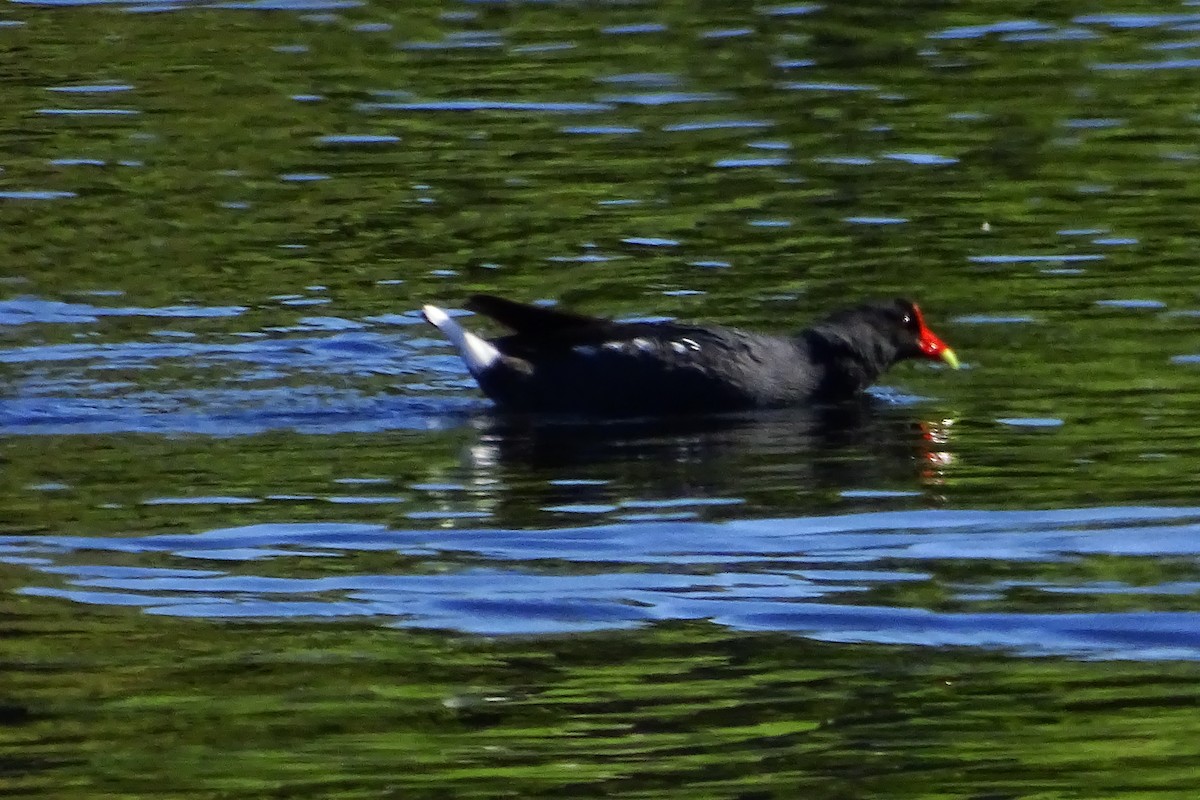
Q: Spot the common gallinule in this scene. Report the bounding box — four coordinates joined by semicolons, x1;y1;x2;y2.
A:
423;294;959;416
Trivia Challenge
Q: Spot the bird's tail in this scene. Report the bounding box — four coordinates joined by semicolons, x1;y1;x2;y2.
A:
422;304;501;380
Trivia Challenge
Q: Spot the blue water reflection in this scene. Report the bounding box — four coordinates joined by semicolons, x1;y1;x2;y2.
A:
0;297;245;324
6;506;1200;657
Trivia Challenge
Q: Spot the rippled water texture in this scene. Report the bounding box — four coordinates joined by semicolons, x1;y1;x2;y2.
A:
9;505;1200;659
5;2;1200;798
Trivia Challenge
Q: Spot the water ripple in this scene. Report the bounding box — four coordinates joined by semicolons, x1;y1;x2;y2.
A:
595;72;680;87
0;389;477;435
0;297;245;324
7;506;1200;657
1092;57;1200;71
600;22;667;35
1003;28;1098;42
662;119;773;132
1075;13;1200;29
844;216;907;225
881;152;958;165
780;81;877;92
361;99;613;113
0;190;78;200
969;254;1105;264
46;83;135;93
599;91;730;106
928;20;1050;40
760;3;822;16
36;108;139;115
713;156;791;168
560;125;641;135
315;133;401;145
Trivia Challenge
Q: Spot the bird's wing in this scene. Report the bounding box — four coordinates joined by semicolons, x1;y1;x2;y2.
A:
465;294;613;341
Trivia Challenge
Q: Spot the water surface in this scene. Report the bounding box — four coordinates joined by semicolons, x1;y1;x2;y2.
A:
4;1;1200;797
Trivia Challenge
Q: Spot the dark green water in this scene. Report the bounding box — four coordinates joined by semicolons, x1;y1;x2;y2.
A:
4;1;1200;797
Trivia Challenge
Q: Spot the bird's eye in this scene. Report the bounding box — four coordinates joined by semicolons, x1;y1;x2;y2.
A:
902;313;913;325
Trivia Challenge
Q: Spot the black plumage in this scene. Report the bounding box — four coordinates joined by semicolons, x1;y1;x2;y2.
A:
423;294;959;416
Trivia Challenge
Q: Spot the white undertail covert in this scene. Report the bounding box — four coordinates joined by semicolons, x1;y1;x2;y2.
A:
422;304;501;379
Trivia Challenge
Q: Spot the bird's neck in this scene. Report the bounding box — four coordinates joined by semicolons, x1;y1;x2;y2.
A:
800;327;898;395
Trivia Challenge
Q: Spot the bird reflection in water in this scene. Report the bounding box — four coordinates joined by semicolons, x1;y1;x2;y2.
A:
456;398;958;521
917;418;957;487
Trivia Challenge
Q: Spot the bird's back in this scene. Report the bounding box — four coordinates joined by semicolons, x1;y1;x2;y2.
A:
483;322;820;415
